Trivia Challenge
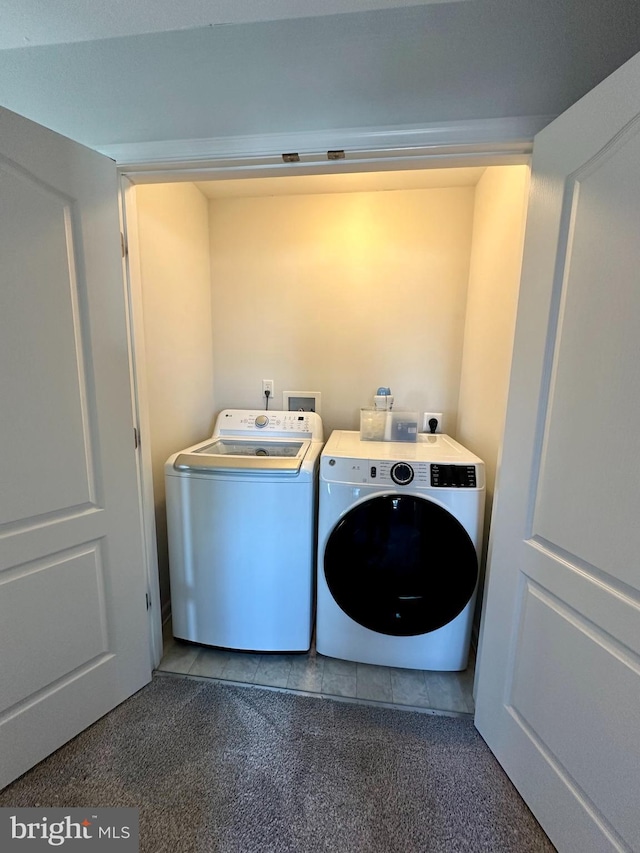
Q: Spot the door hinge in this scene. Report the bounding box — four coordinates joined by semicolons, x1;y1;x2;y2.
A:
121;231;128;258
146;592;151;610
134;426;139;449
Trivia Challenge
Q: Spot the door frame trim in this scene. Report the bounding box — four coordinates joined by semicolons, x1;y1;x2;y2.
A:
119;178;165;667
103;115;550;172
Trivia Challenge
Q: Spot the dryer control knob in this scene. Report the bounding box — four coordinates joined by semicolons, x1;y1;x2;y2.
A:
391;462;414;486
255;415;269;428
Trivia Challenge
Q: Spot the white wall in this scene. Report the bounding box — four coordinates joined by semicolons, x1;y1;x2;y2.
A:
208;188;475;436
135;183;214;613
456;165;530;556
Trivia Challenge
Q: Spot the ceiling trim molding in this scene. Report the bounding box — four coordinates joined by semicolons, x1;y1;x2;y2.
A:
104;115;554;174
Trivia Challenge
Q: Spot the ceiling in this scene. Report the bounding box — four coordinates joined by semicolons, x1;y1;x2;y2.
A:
0;1;639;155
0;0;469;50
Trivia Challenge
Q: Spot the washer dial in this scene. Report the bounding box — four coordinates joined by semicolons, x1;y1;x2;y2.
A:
390;462;414;485
255;415;269;428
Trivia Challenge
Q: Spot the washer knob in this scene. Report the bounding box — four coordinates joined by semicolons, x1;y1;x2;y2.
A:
255;415;269;428
391;462;414;485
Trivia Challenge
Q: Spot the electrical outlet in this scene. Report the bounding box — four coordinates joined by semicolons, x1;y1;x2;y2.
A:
423;412;443;434
262;379;274;398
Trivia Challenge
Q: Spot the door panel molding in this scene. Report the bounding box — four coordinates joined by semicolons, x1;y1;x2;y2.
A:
503;701;630;853
530;126;640;582
520;540;640;657
0;159;102;524
0;541;110;711
527;536;640;611
507;581;640;850
0;503;101;538
0;508;106;572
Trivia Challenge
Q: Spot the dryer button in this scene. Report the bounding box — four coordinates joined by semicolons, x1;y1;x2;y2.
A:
370;466;377;478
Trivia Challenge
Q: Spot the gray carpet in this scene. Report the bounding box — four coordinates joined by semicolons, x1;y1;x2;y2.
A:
0;675;555;852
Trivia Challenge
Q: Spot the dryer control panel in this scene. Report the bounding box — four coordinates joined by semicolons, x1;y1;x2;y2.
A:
373;461;477;487
430;464;477;488
373;460;430;486
323;456;481;488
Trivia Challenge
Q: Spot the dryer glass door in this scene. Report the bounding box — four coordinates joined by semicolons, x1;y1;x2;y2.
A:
324;494;478;636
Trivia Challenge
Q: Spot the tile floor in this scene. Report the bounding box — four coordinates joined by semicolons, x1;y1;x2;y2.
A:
157;624;475;715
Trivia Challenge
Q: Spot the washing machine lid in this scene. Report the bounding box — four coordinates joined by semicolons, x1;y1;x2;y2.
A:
173;437;311;474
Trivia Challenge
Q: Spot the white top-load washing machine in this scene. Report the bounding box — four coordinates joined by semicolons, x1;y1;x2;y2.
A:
165;409;323;652
316;430;484;671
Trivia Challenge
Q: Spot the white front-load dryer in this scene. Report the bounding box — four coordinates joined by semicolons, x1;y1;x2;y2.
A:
316;430;485;671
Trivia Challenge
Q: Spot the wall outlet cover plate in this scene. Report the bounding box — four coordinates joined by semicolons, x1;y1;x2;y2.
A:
423;412;443;433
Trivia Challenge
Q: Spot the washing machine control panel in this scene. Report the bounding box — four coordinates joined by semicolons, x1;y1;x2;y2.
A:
216;409;323;440
247;412;310;431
